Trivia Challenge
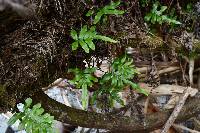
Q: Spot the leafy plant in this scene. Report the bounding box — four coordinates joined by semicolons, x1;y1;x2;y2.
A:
93;56;148;106
68;67;98;109
70;25;118;53
144;2;181;25
8;98;55;133
140;0;150;7
86;1;125;24
186;3;193;13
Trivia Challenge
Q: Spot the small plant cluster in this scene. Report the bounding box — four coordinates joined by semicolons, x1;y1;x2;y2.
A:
69;1;148;109
69;56;148;109
86;1;125;24
93;56;148;106
70;1;124;53
70;25;117;53
140;0;150;7
68;67;98;109
144;2;181;25
8;98;55;133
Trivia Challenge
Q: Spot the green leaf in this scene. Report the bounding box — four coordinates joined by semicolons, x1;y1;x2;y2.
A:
160;6;167;13
118;79;123;87
71;41;79;51
25;98;32;109
110;1;121;8
88;75;98;82
8;98;55;133
161;15;167;21
81;84;88;109
144;13;152;22
93;1;124;24
75;74;82;81
152;3;158;12
70;29;78;40
91;93;97;104
79;40;90;53
8;113;23;125
26;120;33;133
94;11;104;24
104;9;124;15
145;2;181;25
129;82;149;96
111;76;117;86
101;73;111;83
33;103;41;110
139;88;149;96
32;126;39;133
84;67;96;73
86;9;94;17
170;20;181;25
79;25;88;39
152;14;157;24
186;3;192;10
124;59;133;66
95;35;118;43
89;26;96;33
18;121;25;130
121;56;126;63
85;39;95;51
35;108;44;115
68;68;80;73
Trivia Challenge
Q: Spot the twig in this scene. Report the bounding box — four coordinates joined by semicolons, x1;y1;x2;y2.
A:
42;78;64;91
144;97;150;114
138;67;180;78
173;124;200;133
189;59;194;86
158;67;180;75
161;87;191;133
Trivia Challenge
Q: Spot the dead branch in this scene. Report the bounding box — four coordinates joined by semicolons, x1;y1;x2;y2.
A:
140;83;198;96
138;67;180;78
158;67;180;75
161;87;197;133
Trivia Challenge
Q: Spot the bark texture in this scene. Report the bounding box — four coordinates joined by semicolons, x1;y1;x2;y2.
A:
32;89;200;132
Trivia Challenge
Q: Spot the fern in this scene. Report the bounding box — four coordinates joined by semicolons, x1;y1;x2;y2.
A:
68;67;98;109
70;1;124;53
144;2;181;25
93;56;148;106
8;98;55;133
86;1;125;24
70;25;118;53
139;0;150;7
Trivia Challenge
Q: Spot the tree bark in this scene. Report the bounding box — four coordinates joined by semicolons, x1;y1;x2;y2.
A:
31;89;200;132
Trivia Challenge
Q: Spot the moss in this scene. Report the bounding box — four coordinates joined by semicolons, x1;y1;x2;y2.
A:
0;84;6;96
0;84;16;112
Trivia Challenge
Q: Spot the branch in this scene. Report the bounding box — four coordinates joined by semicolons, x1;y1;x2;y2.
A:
173;124;200;133
31;89;200;132
189;59;194;86
161;87;191;133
